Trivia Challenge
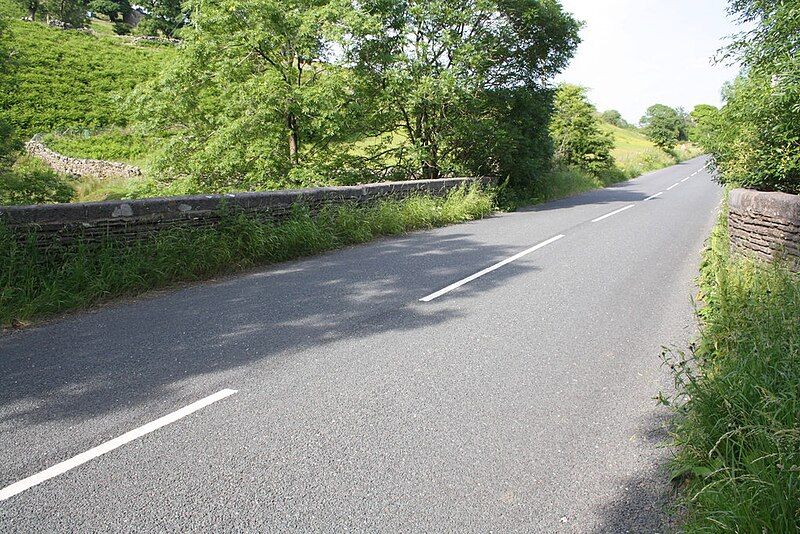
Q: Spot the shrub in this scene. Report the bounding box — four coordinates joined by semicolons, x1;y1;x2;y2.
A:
112;21;132;35
698;0;799;194
0;156;74;205
665;205;800;531
549;84;615;175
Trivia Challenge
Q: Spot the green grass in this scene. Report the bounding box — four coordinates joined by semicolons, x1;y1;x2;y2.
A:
0;185;495;326
601;123;702;178
42;129;154;166
664;200;800;532
0;4;173;137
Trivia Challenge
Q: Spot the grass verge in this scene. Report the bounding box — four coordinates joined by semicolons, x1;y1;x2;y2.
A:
0;185;494;327
664;199;800;531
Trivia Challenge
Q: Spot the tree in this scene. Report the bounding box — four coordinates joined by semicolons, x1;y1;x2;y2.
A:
137;0;186;37
688;104;719;147
135;0;364;190
600;109;629;129
88;0;131;22
704;0;800;193
345;0;581;180
18;0;45;20
45;0;89;26
640;104;681;150
549;84;614;173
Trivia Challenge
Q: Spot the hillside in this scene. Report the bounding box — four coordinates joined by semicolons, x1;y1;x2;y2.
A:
0;1;173;137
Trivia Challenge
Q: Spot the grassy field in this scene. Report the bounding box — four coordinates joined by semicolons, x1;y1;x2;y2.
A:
665;202;800;531
601;123;700;178
0;0;173;137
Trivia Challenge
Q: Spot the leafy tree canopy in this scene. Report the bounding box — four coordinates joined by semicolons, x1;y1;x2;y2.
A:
137;0;186;37
549;84;614;174
138;0;581;190
344;0;581;180
640;104;682;151
600;109;630;129
88;0;131;22
699;0;799;193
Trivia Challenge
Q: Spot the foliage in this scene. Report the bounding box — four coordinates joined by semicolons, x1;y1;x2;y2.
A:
346;0;581;180
665;204;800;532
640;104;682;150
451;87;555;189
600;109;630;129
43;0;88;26
0;16;173;137
136;0;185;37
112;20;131;34
134;0;368;191
0;12;19;172
0;155;74;205
15;0;43;19
688;104;720;147
42;129;153;165
549;84;615;174
0;185;494;325
698;0;799;193
88;0;130;22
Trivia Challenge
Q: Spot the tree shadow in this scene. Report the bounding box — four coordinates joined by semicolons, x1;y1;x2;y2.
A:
591;409;680;534
525;187;651;212
0;225;541;427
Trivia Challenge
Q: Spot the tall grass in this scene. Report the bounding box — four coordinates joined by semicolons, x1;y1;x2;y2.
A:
0;186;494;326
665;204;800;532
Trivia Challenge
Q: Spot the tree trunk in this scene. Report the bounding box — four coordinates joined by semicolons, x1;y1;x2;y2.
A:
28;3;37;20
287;113;299;165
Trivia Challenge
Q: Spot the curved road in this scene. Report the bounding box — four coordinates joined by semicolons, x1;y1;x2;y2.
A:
1;158;721;532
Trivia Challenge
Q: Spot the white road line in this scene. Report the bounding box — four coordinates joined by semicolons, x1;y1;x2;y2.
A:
419;235;565;302
590;204;635;223
0;388;238;502
644;191;663;201
681;176;690;182
666;183;680;191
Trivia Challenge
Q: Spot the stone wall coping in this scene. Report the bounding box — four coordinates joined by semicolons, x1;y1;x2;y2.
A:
0;176;493;226
729;188;800;220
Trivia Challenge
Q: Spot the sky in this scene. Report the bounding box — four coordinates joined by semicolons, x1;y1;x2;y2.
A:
555;0;743;124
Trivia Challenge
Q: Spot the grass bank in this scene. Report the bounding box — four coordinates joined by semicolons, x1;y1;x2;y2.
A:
0;0;173;137
665;201;800;531
0;186;494;327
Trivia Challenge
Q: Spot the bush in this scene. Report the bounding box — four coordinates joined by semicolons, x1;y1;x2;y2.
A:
549;84;615;175
112;21;132;35
665;205;800;531
0;156;74;205
697;0;799;194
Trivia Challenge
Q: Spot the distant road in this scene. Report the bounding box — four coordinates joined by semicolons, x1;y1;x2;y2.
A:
0;159;722;531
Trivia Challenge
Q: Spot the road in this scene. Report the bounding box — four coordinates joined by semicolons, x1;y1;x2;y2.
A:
1;158;721;532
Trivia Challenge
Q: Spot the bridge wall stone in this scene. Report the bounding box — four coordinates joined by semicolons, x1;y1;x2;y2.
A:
728;188;800;271
0;177;493;248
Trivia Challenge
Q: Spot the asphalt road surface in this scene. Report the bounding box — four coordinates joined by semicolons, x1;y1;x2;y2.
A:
1;158;722;532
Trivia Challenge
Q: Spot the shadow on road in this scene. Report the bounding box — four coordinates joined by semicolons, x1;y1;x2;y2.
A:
0;225;539;428
591;409;679;534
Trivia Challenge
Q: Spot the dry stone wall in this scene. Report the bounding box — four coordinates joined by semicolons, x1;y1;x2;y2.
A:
728;188;800;270
25;136;142;179
0;177;493;248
